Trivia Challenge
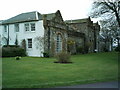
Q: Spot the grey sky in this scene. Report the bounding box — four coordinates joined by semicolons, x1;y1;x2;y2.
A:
0;0;94;21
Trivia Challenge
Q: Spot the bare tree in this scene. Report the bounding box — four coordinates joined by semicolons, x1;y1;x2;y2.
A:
21;39;26;51
90;0;120;47
100;19;119;50
90;0;120;27
34;36;44;57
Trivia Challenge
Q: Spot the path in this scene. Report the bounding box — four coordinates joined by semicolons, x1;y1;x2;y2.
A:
57;81;119;88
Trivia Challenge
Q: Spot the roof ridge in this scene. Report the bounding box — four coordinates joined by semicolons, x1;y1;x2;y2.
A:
21;11;39;14
42;12;55;16
65;17;89;21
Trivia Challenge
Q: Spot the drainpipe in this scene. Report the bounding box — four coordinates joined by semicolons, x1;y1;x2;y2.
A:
48;26;50;53
7;24;9;45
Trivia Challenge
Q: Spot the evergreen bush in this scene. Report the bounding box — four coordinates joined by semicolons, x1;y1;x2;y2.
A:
115;46;120;52
76;46;84;54
2;46;26;57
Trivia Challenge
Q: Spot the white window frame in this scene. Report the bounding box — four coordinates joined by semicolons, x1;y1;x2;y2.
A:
25;23;29;32
4;25;7;32
25;23;36;32
30;23;35;31
28;38;32;48
56;34;62;53
15;24;19;32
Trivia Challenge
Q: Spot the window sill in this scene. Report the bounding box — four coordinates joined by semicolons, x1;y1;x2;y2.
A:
27;48;33;51
25;31;36;33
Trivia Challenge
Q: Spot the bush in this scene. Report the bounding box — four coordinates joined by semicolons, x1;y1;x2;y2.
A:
3;45;19;48
115;46;120;52
76;46;84;54
15;56;21;60
55;52;71;63
2;47;26;57
43;52;49;57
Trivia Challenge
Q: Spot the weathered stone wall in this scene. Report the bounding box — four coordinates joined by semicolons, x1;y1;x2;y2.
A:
43;10;100;56
66;18;100;53
43;10;68;56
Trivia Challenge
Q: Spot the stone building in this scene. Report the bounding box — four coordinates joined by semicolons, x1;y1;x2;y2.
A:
42;10;68;56
0;10;100;57
42;11;100;55
65;17;100;54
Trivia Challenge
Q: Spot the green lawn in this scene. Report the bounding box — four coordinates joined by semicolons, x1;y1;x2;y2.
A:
2;52;119;88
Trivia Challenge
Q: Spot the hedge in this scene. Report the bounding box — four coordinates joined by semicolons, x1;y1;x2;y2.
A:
2;46;26;57
115;46;120;52
3;45;19;48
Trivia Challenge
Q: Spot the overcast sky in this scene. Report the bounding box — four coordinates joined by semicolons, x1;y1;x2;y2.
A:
0;0;94;21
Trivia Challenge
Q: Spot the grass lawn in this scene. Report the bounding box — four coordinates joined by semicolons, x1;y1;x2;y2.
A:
2;52;119;88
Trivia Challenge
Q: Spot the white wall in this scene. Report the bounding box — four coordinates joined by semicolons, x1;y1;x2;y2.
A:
2;20;45;57
0;24;7;46
0;25;2;47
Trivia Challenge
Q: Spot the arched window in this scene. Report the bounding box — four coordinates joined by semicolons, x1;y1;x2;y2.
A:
56;34;62;53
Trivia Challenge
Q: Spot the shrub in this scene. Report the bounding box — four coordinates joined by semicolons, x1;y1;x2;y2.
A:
84;42;92;53
2;46;26;57
115;46;120;52
76;46;84;54
15;56;21;60
55;52;71;63
3;45;19;48
84;45;89;53
103;47;109;52
43;52;49;57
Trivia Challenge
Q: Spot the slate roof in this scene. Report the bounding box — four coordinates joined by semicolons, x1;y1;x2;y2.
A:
2;11;42;24
65;17;90;24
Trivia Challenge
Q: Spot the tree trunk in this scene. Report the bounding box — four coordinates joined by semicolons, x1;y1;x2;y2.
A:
110;38;113;51
117;38;120;47
115;11;120;27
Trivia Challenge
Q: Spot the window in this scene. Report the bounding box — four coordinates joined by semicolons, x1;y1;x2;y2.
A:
15;24;19;32
28;39;32;48
25;24;29;31
4;25;7;32
30;23;35;31
25;23;36;32
56;34;62;52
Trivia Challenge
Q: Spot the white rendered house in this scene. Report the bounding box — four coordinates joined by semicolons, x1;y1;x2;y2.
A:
0;21;3;47
1;11;45;57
